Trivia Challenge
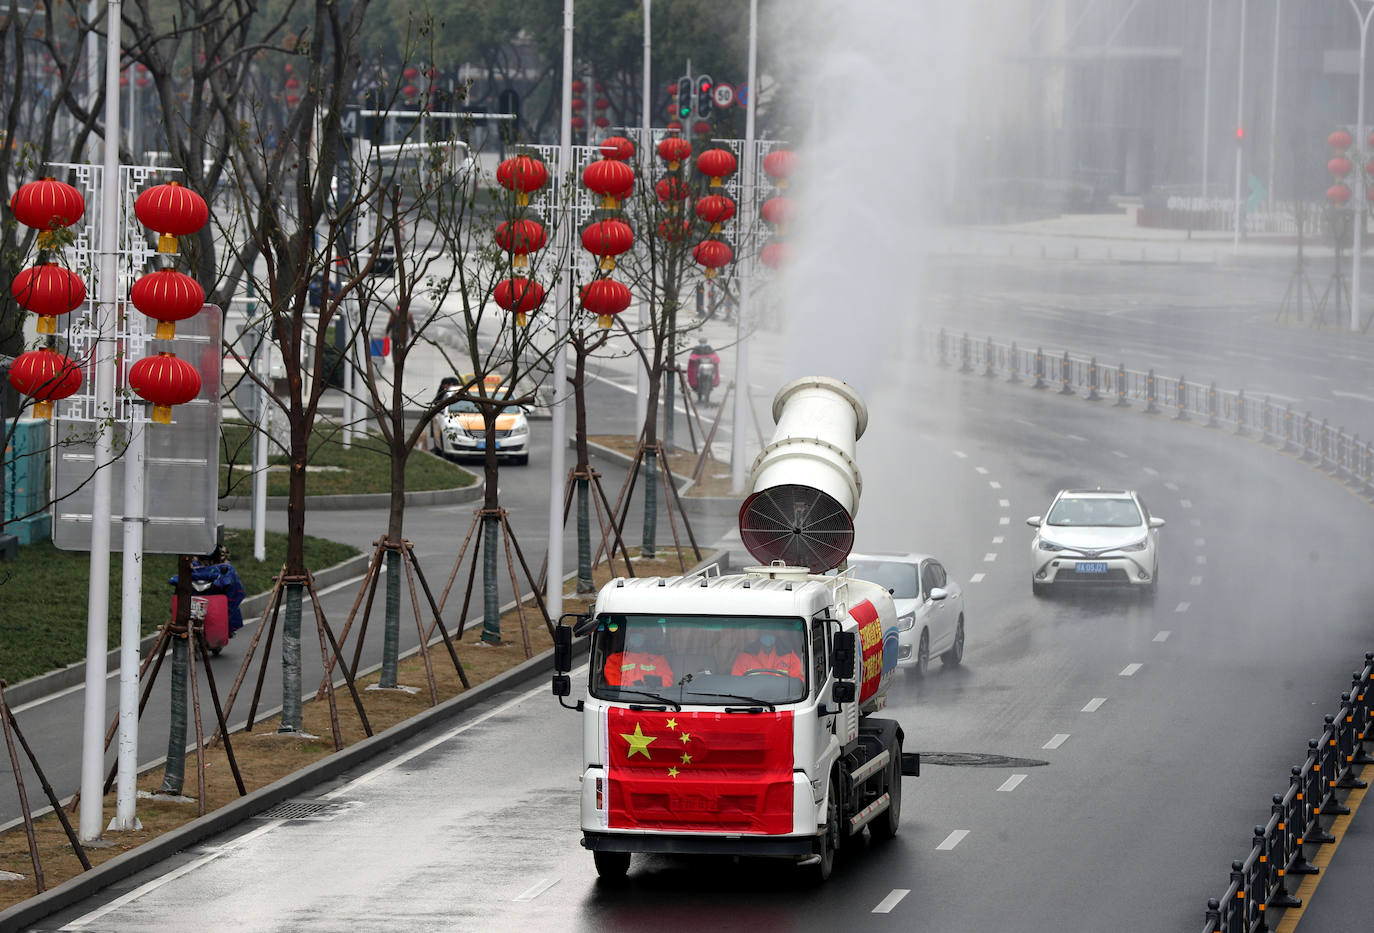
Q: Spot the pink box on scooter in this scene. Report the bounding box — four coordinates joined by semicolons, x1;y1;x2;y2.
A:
170;595;231;654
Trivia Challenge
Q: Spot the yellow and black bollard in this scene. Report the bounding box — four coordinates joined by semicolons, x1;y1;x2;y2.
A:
1175;375;1190;421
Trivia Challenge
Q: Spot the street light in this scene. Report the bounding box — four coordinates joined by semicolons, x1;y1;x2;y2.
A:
1232;0;1249;253
1346;0;1374;332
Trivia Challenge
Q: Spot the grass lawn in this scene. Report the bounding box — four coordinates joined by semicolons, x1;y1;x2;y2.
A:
0;527;360;684
219;420;476;498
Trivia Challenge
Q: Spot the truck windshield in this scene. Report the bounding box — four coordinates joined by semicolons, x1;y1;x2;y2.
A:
589;614;808;706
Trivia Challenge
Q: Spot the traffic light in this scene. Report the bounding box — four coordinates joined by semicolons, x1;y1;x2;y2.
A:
676;76;693;119
696;74;713;120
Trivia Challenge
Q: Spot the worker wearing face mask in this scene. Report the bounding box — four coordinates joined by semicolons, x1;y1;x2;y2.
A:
731;630;804;679
603;629;675;687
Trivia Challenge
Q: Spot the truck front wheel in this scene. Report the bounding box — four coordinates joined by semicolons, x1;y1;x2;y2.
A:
593;850;630;880
806;775;840;884
869;739;902;842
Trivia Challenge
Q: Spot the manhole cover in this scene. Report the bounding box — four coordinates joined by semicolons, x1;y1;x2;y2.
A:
915;752;1050;768
255;800;343;821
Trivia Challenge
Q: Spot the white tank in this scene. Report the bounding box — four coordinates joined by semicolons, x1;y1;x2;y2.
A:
738;376;868;572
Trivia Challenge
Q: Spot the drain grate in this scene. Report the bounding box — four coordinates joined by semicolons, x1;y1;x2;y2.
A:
255;800;342;821
915;752;1050;768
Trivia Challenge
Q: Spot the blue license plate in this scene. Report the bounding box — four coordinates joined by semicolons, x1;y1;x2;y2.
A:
1075;561;1108;574
476;440;486;450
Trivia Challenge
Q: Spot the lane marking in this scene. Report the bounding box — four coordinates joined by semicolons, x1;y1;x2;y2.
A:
1190;518;1202;527
983;553;997;562
1165;482;1179;492
1153;631;1170;642
969;573;985;583
975;466;989;475
999;517;1010;525
999;498;1010;508
1120;663;1142;677
1082;697;1107;713
1015;417;1035;427
1195;555;1207;565
1143;466;1159;476
1112;450;1128;459
989;481;1002;489
997;774;1027;793
1180;498;1193;508
1194;538;1206;547
872;889;911;914
1273;763;1374;933
514;877;561;901
1175;602;1190;613
1066;433;1088;442
936;830;969;850
1190;576;1203;586
992;536;1004;545
953;450;968;459
1043;733;1070;749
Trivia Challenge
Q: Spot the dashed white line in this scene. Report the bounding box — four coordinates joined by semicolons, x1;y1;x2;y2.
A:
514;877;560;901
1190;518;1202;527
872;889;911;914
999;517;1010;525
999;498;1010;508
983;553;997;562
1043;733;1070;749
1120;663;1142;677
1180;498;1193;508
1112;450;1128;459
975;466;989;475
1143;467;1160;476
1066;433;1088;442
1175;602;1190;613
989;481;1002;489
936;830;970;851
997;774;1028;792
1189;576;1203;586
1153;631;1171;642
953;450;968;459
992;536;1004;545
969;573;986;583
1081;697;1107;713
1165;482;1179;491
1015;417;1035;427
1195;555;1207;565
1194;538;1206;547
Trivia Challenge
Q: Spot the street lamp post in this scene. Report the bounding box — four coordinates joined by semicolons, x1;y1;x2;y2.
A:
1202;0;1215;198
730;0;758;494
637;0;651;434
1233;0;1249;253
1347;0;1374;332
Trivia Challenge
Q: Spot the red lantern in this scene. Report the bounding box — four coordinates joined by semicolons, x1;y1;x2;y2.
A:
655;176;691;204
494;218;548;268
579;278;632;328
10;177;85;248
600;137;636;161
8;346;82;419
571;97;587;112
493;277;546;327
692;239;733;279
667;120;683;133
1366;160;1374;178
763;149;799;188
128;351;202;425
693;121;712;137
403;66;419;80
760;240;791;270
403;84;419;99
134;182;209;253
1329;130;1354;151
286;94;300;108
1328;184;1353;206
10;263;85;334
496;154;549;207
695;194;736;234
696;148;737;188
130;268;205;340
571;115;586;130
657;136;693;171
581;218;634;271
572;80;586;93
583;159;635;209
761;195;798;233
657;218;692;241
1329;156;1354;178
285;77;300;91
594;115;611;128
594;97;611;111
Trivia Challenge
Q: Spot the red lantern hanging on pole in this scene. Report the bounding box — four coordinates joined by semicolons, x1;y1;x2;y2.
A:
10;263;85;334
128;351;202;425
657;136;693;171
692;238;733;279
134;181;209;253
763;149;799;189
760;240;792;270
696;148;737;188
695;194;736;234
583;159;635;210
130;267;206;339
496;154;550;207
761;195;798;234
1329;156;1354;178
1328;130;1354;151
579;278;632;328
493;277;547;327
494;217;548;269
599;136;635;161
581;218;634;271
7;346;82;419
9;177;85;249
1328;184;1353;206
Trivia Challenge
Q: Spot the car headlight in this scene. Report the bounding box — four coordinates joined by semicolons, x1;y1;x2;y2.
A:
506;423;529;437
1118;538;1148;552
897;613;915;632
1036;537;1064;552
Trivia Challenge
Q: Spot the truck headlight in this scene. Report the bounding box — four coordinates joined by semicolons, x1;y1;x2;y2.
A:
897;613;915;632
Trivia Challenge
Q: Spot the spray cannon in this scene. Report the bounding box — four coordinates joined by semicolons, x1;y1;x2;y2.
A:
738;376;868;572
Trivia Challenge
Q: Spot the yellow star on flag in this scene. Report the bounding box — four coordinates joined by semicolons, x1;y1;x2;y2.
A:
668;767;680;778
620;723;658;759
680;753;692;764
680;732;691;744
665;718;677;730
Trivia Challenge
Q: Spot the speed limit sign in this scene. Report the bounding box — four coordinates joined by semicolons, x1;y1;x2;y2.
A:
713;82;735;109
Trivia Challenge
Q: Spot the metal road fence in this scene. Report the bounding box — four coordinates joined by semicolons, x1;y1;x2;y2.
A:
928;330;1374;499
923;329;1374;930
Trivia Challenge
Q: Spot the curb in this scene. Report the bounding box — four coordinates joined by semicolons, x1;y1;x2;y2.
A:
219;476;483;512
584;438;744;511
1;553;375;710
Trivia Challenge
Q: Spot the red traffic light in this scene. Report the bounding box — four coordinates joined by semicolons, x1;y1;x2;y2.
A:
1236;126;1244;140
699;79;712;93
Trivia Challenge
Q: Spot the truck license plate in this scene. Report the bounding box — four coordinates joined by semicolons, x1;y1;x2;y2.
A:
1075;561;1108;574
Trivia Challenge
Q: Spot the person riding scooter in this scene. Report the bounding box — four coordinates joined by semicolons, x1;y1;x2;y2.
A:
686;338;720;406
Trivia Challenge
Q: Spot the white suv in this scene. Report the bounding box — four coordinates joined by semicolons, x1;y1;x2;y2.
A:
1027;489;1164;598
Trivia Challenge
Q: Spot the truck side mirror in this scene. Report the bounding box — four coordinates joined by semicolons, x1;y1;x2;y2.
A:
832;680;856;704
831;631;856;680
553;624;573;673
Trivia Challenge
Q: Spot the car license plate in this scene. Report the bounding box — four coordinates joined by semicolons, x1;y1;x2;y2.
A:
475;440;486;450
1075;561;1108;574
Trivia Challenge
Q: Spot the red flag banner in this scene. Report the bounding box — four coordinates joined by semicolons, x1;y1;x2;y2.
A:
605;707;795;834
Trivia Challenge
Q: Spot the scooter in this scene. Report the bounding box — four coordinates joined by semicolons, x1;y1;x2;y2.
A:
695;359;716;406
